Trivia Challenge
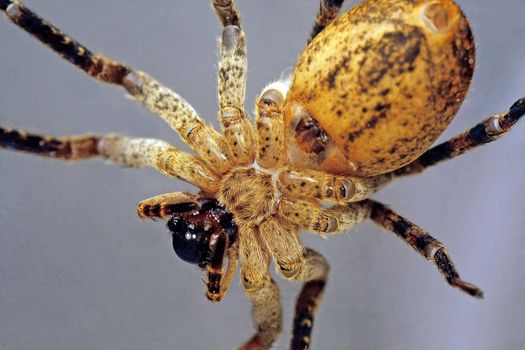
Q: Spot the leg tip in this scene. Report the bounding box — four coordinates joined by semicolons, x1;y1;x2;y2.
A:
451;277;484;299
509;97;525;121
498;97;525;130
206;291;223;302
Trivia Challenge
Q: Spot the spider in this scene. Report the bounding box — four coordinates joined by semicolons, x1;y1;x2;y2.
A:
1;0;524;349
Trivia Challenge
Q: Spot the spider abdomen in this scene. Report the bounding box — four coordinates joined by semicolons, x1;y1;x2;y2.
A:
285;0;475;176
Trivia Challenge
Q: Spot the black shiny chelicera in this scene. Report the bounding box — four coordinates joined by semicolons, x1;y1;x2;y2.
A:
167;198;237;269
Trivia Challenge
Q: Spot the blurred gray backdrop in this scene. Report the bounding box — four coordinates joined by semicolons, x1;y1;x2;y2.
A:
1;1;524;349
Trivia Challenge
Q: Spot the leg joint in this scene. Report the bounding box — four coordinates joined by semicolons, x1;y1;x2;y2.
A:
241;274;269;292
277;261;303;280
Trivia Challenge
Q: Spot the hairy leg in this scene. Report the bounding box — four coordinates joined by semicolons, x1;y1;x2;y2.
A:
308;0;346;43
238;228;282;350
212;0;240;27
240;279;282;350
0;126;168;167
258;218;305;274
136;192;201;220
155;148;219;193
1;1;128;84
0;127;218;193
1;1;232;173
257;218;329;350
289;249;330;350
213;0;255;165
204;230;230;302
281;194;483;298
207;240;239;302
126;72;233;174
277;196;370;234
393;97;525;178
255;81;289;169
368;200;483;298
278;167;391;203
0;126;101;161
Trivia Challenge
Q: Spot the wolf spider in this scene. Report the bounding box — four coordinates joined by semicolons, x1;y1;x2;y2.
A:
1;0;524;349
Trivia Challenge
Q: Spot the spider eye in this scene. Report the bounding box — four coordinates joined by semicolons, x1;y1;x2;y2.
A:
167;216;210;266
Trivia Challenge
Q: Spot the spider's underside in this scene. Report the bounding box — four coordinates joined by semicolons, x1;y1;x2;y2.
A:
1;1;524;349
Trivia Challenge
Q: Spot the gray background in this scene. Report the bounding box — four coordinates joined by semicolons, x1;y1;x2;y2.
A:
1;1;524;349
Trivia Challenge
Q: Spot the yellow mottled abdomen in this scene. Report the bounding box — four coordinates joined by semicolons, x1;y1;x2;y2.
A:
285;0;475;176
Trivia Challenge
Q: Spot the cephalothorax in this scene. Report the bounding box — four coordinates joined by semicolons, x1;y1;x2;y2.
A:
1;0;523;349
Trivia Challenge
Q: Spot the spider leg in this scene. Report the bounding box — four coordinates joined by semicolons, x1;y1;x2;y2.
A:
259;218;305;273
212;0;240;27
277;196;369;234
129;73;232;174
0;126;169;167
0;126;219;193
309;0;346;43
1;1;127;84
280;194;483;298
136;192;201;220
279;167;392;203
207;239;239;302
1;1;232;174
213;1;255;165
281;195;482;296
257;219;328;350
368;200;484;298
155;148;219;193
289;249;329;350
205;229;230;302
238;227;282;350
393;97;525;178
255;82;289;169
0;126;101;161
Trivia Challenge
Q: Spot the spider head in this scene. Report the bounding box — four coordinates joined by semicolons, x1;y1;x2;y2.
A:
166;198;236;269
